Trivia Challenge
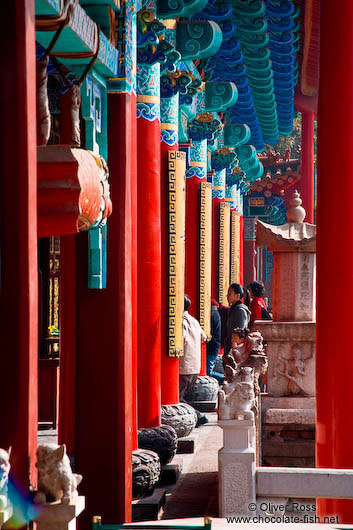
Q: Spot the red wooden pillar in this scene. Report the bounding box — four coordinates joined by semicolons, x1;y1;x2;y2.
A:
58;235;77;454
211;201;221;301
185;140;208;375
239;214;244;285
160;95;179;405
137;64;162;428
316;1;353;522
243;217;256;287
211;169;226;301
185;140;208;315
0;0;38;503
74;92;136;524
301;110;315;223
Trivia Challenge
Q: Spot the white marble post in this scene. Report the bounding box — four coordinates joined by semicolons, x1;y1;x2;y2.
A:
33;496;85;530
0;504;13;529
218;419;256;517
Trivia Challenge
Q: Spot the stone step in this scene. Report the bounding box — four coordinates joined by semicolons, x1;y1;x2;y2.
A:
264;408;315;425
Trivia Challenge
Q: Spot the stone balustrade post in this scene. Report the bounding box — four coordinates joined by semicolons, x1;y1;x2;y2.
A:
33;497;85;530
0;504;13;530
218;419;256;517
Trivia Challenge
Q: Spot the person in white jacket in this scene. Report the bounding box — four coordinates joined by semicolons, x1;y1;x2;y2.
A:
179;295;208;427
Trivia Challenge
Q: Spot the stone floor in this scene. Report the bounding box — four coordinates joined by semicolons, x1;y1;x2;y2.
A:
162;412;222;519
37;417;353;528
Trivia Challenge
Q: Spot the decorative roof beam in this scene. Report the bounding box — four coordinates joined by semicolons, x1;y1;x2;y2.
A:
35;0;119;78
204;82;238;112
176;21;223;60
157;0;209;19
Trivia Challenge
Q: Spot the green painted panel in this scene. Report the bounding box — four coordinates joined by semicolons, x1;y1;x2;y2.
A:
35;0;61;15
35;2;118;78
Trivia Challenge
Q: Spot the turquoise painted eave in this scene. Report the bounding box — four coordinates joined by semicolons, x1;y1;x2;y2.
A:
35;0;61;16
80;0;120;10
176;20;222;60
35;1;118;78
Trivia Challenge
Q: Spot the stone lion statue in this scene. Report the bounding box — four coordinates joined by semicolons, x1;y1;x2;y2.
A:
0;447;11;509
34;444;82;504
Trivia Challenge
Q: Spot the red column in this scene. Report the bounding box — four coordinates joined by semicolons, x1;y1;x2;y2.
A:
316;1;353;522
160;127;179;405
185;177;203;314
211;199;221;300
301;111;315;223
243;217;256;287
0;0;38;499
74;93;136;524
137;88;161;428
58;235;76;454
184;140;208;375
239;214;244;285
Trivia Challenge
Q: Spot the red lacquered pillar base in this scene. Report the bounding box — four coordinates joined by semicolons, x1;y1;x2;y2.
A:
316;1;353;522
0;0;38;503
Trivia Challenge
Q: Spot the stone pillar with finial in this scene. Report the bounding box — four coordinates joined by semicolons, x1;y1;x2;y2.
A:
254;191;317;467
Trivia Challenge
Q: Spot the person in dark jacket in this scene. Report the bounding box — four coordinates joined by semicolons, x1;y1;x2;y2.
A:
224;283;251;354
206;300;225;383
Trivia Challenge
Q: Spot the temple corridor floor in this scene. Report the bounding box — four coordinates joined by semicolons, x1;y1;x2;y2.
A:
162;412;222;519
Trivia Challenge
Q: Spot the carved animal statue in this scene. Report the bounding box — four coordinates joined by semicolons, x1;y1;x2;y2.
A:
218;381;255;421
36;56;51;146
60;84;81;147
240;353;268;398
0;447;11;509
34;444;82;504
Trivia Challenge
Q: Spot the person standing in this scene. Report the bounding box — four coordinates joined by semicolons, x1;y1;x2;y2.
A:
180;295;208;427
206;300;225;383
225;283;251;354
247;280;270;328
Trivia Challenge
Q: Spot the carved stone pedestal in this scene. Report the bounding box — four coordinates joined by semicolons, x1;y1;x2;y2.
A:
0;504;13;529
132;449;161;499
218;419;256;517
256;321;316;398
161;403;197;438
256;321;316;467
33;496;85;530
185;376;219;412
138;425;178;466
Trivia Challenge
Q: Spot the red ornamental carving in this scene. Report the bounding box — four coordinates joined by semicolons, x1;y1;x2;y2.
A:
37;145;112;238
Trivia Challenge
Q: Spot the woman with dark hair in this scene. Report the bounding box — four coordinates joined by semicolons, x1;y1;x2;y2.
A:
247;280;270;326
224;283;251;353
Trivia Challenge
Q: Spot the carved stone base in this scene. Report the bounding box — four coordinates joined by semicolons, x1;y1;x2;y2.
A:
214;355;224;374
33;496;85;530
185;375;219;402
161;403;197;438
138;425;178;466
132;449;161;500
0;503;12;529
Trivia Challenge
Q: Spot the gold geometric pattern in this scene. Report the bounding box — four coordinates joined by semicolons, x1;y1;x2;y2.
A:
199;182;212;339
168;151;186;357
231;210;241;284
218;202;231;305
